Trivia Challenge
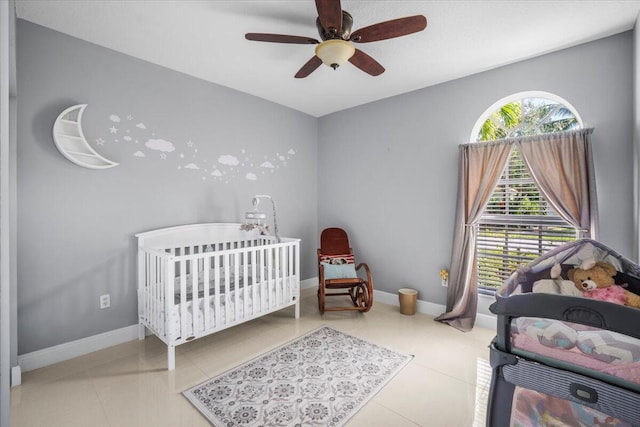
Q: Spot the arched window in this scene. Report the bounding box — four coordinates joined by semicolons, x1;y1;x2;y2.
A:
471;91;583;141
472;92;583;292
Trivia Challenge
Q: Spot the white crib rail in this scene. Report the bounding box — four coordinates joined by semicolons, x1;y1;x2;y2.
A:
138;236;300;348
137;247;171;339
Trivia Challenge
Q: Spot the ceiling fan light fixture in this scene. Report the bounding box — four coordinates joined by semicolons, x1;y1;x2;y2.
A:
314;39;355;70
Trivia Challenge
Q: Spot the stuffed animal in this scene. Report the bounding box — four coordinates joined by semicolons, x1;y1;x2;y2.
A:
568;259;640;309
532;262;585;297
532;279;584;297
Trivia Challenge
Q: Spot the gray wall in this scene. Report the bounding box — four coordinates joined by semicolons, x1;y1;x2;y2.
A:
16;20;318;354
15;19;637;355
318;31;635;309
1;1;18;423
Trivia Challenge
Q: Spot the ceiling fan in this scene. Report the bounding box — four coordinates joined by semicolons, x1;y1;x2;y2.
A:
245;0;427;78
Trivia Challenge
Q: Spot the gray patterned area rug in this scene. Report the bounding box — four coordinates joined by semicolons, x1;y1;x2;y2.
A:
183;326;413;426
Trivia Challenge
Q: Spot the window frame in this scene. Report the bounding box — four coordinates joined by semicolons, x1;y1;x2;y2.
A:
472;92;584;294
470;91;583;142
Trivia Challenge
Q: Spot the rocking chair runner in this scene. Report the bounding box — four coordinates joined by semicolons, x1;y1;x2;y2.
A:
317;227;373;314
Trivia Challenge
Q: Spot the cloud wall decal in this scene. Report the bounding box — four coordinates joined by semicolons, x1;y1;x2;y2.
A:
95;109;300;184
218;155;239;166
145;139;175;152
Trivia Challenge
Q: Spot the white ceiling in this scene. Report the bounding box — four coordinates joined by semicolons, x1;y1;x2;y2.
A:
14;1;640;117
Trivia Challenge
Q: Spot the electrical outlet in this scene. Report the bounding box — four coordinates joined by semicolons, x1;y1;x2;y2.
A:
100;294;110;309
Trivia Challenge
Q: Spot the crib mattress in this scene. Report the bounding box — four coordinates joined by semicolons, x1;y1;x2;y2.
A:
162;282;293;339
172;266;278;304
168;285;295;337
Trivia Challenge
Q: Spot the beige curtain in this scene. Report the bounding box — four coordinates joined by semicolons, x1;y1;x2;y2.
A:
434;141;513;331
518;128;597;239
437;128;597;332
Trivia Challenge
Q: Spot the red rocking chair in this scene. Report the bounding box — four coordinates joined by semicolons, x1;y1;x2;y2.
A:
317;227;373;314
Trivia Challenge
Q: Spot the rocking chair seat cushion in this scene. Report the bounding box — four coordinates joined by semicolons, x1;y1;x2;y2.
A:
319;253;355;265
321;262;358;279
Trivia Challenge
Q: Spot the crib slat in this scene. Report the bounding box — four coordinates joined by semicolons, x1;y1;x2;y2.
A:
137;250;144;332
154;255;159;335
158;253;164;334
275;245;281;306
290;243;295;300
234;252;240;322
289;243;294;300
191;258;199;336
152;254;158;336
251;248;258;315
223;253;230;324
165;258;175;341
152;252;159;334
267;247;273;309
155;253;160;335
142;252;148;329
260;247;267;310
295;241;300;317
143;252;149;328
214;254;221;328
162;253;169;335
281;244;288;303
289;243;294;301
179;259;187;340
243;253;249;317
203;255;211;330
262;246;267;310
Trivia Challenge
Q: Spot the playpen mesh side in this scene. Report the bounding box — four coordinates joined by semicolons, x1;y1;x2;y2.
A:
501;238;640;296
503;359;640;425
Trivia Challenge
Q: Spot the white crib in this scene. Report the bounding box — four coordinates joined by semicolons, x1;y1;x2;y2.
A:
136;223;300;370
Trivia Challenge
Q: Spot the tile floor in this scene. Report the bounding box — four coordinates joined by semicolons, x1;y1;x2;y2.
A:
10;290;496;426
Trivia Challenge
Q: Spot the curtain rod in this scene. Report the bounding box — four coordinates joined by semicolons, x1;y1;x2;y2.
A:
458;127;594;149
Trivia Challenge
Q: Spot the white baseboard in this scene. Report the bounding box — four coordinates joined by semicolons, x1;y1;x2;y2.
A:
374;289;496;331
374;289;443;316
17;279;495;373
305;277;496;330
17;278;318;373
18;324;139;373
307;276;496;331
300;277;317;291
11;366;21;387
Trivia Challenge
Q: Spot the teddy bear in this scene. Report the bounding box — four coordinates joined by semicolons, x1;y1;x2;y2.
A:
568;259;640;309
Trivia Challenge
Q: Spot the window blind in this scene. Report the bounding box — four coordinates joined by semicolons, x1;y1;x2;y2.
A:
476;148;577;292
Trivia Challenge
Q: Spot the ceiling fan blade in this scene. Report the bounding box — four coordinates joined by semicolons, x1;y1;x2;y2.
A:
245;33;319;44
315;0;342;34
295;56;323;78
350;15;427;43
349;49;385;76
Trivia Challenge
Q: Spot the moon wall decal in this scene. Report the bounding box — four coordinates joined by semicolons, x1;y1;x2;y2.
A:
52;104;119;169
